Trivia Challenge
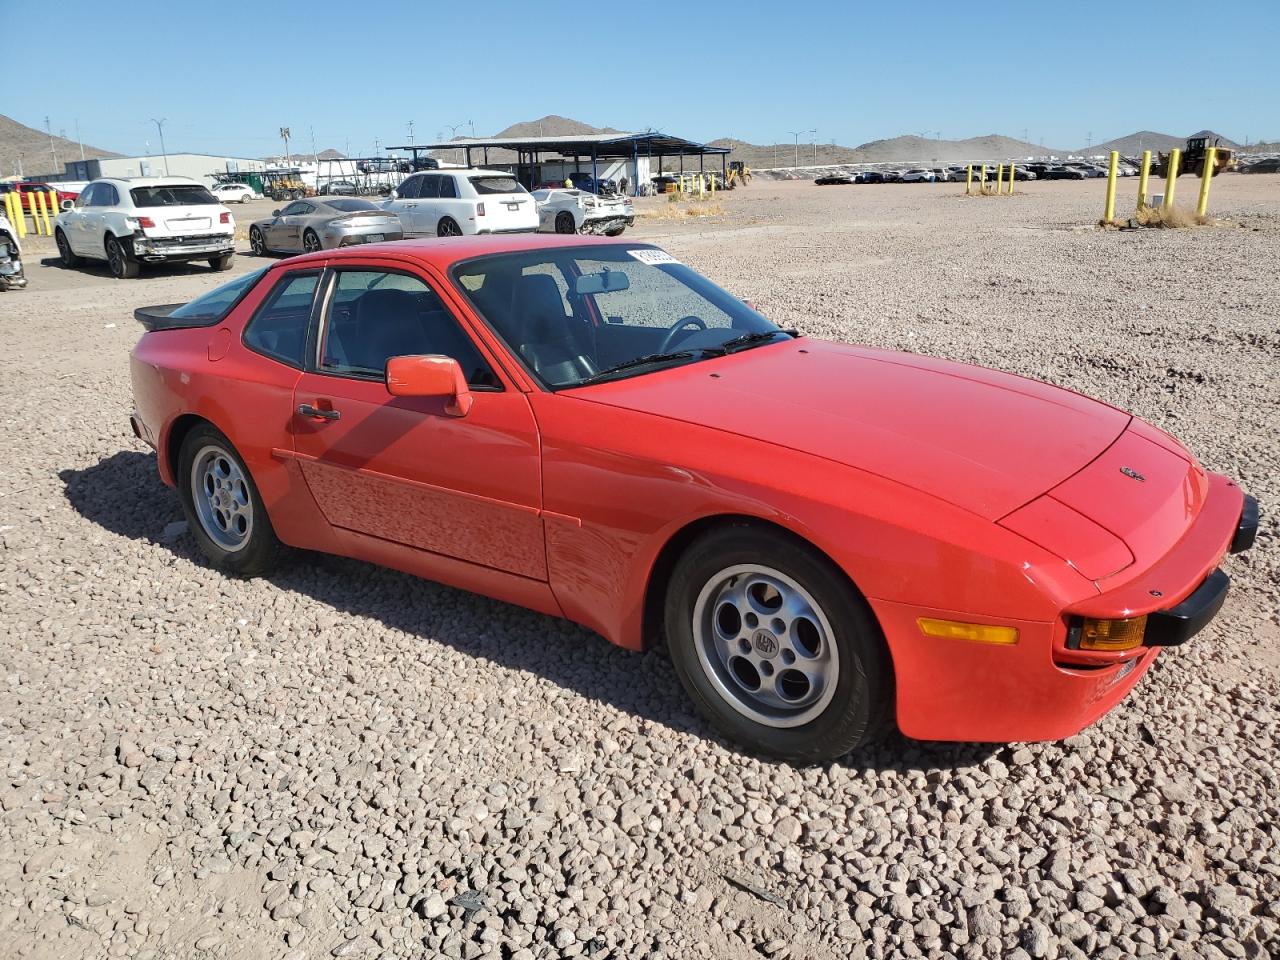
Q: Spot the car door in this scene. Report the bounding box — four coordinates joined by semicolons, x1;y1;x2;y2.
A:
411;174;441;236
386;174;422;235
268;201;311;250
289;262;546;579
66;183;97;255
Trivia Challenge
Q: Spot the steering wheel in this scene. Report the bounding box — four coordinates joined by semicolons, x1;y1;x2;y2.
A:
659;315;707;353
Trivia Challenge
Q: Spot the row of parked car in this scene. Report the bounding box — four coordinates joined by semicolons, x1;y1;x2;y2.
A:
815;157;1160;187
44;168;635;279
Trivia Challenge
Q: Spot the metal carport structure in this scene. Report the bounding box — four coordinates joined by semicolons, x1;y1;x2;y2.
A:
382;132;730;195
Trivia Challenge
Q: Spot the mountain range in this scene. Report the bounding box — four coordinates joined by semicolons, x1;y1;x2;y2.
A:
0;114;119;177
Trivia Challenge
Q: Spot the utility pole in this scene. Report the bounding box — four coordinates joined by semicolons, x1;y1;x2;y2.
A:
45;116;58;173
151;118;170;174
407;120;415;145
787;130;803;168
811;129;818;164
279;126;291;166
310;125;317;163
468;120;475;137
76;118;85;161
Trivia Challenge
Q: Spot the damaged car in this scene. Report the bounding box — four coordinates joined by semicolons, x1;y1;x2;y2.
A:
532;188;634;236
0;210;26;290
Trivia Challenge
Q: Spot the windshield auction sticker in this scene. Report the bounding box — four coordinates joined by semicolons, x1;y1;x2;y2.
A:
628;248;680;265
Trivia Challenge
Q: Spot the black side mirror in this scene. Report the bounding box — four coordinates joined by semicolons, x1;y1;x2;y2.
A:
272;209;281;217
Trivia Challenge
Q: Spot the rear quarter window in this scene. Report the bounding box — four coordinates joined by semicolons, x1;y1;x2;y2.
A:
242;271;321;368
469;176;527;196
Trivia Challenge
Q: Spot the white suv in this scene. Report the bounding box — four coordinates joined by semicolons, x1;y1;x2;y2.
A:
55;177;236;279
384;169;536;237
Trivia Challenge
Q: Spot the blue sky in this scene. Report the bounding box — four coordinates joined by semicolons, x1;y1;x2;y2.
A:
7;0;1277;158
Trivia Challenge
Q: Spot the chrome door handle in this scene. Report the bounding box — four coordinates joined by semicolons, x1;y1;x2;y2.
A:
297;403;340;421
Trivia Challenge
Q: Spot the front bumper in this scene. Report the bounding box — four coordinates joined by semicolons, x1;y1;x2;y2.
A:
877;475;1254;742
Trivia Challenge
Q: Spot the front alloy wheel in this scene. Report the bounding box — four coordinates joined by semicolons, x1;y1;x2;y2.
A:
693;565;839;728
303;229;322;253
665;523;891;763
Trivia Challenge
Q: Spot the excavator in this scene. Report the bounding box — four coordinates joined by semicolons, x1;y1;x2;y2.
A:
1153;136;1236;178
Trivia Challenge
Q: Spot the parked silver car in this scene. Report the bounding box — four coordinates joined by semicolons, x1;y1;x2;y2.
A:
248;197;403;255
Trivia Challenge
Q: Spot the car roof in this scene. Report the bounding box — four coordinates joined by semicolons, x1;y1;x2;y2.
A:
278;234;641;271
97;176;203;187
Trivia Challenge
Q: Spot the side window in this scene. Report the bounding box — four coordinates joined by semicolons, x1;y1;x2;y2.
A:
396;176;421;199
102;184;120;206
319;270;500;389
438;176;457;199
280;201;306;216
242;270;320;368
419;175;440;199
79;184;100;207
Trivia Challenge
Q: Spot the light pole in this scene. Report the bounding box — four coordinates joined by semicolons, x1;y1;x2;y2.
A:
810;129;818;164
787;130;803;168
447;122;468;164
408;120;415;144
279;126;291;167
152;118;170;174
45;116;58;173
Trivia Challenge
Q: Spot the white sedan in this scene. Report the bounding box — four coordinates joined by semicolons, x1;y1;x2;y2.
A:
210;183;261;204
531;189;634;236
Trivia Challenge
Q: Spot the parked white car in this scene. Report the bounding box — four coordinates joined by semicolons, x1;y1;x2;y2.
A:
55;177;235;279
531;189;634;236
383;169;536;237
900;169;936;183
210;182;261;204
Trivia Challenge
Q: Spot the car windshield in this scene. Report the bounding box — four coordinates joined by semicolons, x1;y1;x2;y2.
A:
469;176;527;196
168;268;265;322
453;245;787;389
130;185;218;207
325;198;378;212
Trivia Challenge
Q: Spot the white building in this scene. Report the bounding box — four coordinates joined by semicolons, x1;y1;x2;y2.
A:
61;153;270;186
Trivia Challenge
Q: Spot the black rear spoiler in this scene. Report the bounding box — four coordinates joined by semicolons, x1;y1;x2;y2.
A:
133;303;218;332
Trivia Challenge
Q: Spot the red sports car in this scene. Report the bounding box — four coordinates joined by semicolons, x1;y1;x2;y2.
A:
129;236;1258;762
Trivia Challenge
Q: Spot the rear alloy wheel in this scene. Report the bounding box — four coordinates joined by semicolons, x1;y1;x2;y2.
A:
303;229;322;253
178;424;282;577
105;235;139;279
665;523;892;763
554;211;577;234
437;217;462;237
55;229;81;267
249;227;267;256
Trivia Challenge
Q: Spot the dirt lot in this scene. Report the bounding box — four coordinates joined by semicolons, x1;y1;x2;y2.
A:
2;175;1278;960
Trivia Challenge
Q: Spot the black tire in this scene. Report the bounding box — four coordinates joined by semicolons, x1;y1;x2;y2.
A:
554;211;577;234
603;224;626;237
437;217;462;237
105;235;139;279
249;227;268;256
664;523;892;764
177;423;283;578
55;229;81;267
302;229;322;253
209;253;234;271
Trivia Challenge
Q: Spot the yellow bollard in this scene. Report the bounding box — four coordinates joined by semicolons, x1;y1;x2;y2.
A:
1163;148;1180;209
1136;150;1151;210
35;190;51;235
979;165;986;194
1006;164;1015;194
965;164;973;195
1103;151;1119;223
10;192;26;238
48;189;60;223
1196;146;1216;217
995;164;1004;195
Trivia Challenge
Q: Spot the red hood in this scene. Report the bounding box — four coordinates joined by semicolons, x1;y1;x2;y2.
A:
570;338;1130;520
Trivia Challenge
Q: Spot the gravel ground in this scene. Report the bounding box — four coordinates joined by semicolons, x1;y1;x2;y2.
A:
2;175;1278;960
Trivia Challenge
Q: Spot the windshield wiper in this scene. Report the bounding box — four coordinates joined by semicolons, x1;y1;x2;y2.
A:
575;350;704;386
718;329;798;354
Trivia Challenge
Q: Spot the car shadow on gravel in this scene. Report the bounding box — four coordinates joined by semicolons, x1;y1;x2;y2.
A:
62;450;999;772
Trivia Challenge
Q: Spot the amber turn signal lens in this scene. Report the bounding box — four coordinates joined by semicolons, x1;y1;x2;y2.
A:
917;618;1019;645
1078;615;1148;651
